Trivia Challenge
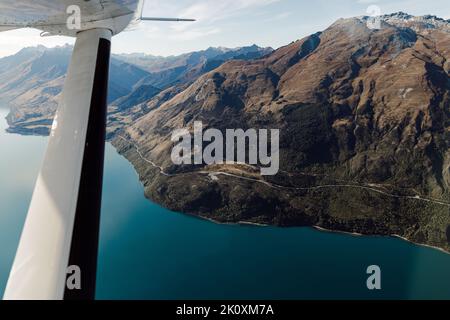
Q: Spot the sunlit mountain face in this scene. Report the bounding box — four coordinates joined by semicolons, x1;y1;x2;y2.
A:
109;13;450;252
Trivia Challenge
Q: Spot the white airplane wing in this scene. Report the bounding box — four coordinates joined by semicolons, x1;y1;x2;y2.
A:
0;0;144;36
0;0;193;301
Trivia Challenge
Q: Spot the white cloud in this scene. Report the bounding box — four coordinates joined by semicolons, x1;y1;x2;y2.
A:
170;0;280;33
180;0;280;21
140;0;281;42
357;0;380;3
265;11;292;22
0;28;73;57
169;27;221;40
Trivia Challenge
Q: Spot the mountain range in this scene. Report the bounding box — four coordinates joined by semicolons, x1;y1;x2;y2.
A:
1;44;272;135
1;12;449;251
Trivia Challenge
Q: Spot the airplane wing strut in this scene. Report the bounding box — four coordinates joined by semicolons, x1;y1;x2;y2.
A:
4;28;112;300
1;0;195;301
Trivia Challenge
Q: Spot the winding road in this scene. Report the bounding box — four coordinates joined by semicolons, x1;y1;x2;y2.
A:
117;135;450;208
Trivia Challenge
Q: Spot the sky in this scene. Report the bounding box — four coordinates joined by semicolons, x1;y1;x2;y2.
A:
0;0;449;58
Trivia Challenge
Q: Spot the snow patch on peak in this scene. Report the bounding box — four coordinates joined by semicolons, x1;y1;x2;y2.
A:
359;12;450;32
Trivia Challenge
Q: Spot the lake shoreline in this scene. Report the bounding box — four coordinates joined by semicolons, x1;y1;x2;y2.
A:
3;106;450;258
161;206;450;256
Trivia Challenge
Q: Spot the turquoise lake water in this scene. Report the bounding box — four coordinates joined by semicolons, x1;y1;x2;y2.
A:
1;108;450;300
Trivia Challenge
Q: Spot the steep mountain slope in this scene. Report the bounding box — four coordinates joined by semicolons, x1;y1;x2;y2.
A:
113;13;450;251
110;45;273;111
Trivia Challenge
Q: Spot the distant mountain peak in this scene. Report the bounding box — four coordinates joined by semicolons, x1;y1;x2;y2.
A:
16;44;47;54
383;11;413;19
358;12;450;31
382;11;449;22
